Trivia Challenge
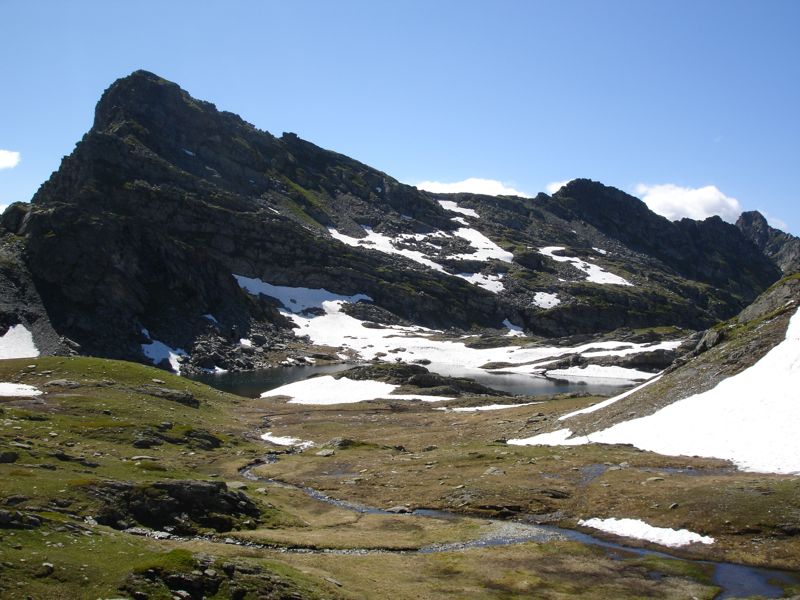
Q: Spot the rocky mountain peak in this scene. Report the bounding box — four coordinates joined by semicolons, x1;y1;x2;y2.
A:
736;210;800;274
0;71;788;373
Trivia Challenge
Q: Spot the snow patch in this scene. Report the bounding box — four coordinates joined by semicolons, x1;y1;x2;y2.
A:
261;375;453;405
502;319;525;337
140;329;186;374
234;275;372;313
457;272;504;293
532;292;560;309
0;382;42;397
328;225;512;272
452;228;513;262
182;148;195;157
260;431;314;449
438;200;479;218
592;247;608;255
0;324;39;359
202;314;218;324
579;517;714;547
329;227;444;271
539;246;632;286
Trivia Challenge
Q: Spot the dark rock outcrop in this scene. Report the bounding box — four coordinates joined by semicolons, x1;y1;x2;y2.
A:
736;210;800;274
91;479;260;533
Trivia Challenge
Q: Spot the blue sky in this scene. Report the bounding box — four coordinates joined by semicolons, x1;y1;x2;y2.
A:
1;1;798;233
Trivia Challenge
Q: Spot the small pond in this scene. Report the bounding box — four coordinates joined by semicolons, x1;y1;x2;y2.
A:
189;362;632;398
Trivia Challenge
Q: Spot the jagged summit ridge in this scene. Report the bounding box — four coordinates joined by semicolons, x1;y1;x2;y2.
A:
736;210;800;274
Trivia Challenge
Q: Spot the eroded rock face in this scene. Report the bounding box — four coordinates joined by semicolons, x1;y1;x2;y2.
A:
91;479;260;534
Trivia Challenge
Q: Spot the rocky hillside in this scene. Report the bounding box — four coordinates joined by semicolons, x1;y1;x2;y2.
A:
0;70;787;372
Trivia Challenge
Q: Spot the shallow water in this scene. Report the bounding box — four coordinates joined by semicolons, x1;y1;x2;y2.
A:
241;458;799;598
190;362;631;398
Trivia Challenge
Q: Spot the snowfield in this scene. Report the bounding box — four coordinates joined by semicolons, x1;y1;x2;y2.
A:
510;307;800;474
235;277;681;386
261;375;453;405
578;517;714;547
0;324;40;359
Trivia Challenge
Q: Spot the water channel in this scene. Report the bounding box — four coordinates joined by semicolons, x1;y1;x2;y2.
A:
240;458;799;599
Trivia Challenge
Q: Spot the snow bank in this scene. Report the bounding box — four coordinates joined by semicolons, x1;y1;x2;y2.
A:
578;517;714;547
261;375;454;405
539;246;632;286
234;275;372;312
260;431;314;449
0;382;42;396
0;325;39;359
533;292;560;309
438;200;479;218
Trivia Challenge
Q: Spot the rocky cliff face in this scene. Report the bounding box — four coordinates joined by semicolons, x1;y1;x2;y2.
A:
736;210;800;274
0;70;787;371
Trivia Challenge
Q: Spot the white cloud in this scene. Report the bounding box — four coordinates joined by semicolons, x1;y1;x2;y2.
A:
546;179;573;194
0;205;8;214
0;150;21;170
634;183;742;223
415;178;528;197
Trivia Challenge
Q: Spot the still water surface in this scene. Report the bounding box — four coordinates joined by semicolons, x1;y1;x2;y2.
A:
190;362;632;398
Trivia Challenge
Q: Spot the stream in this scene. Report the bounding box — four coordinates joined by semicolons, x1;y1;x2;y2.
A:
238;457;799;599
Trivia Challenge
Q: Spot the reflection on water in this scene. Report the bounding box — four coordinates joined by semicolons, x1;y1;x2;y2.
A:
189;361;633;398
424;363;631;397
189;363;353;398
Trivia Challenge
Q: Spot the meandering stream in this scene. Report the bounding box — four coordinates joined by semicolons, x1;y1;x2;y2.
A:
239;457;799;599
